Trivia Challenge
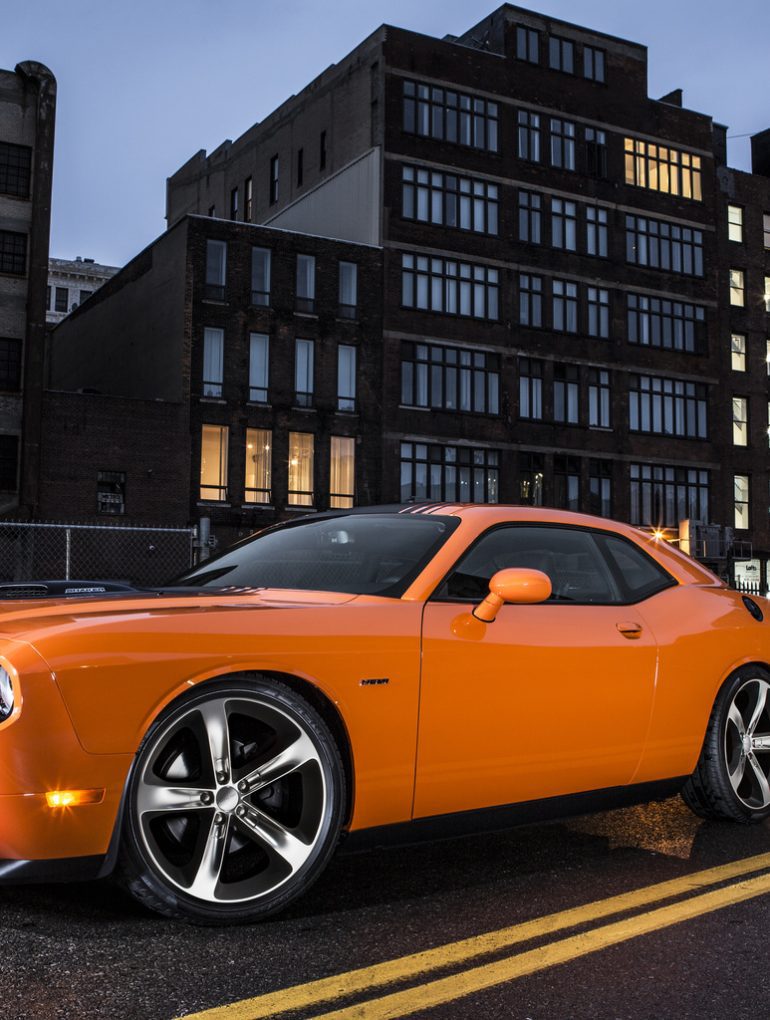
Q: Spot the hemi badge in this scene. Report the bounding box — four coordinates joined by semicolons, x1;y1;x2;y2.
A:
360;677;390;686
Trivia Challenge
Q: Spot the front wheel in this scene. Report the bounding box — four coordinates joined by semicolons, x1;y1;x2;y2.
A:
682;665;770;823
119;678;346;924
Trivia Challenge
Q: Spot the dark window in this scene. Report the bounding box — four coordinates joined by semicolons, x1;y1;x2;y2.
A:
519;357;543;419
402;80;499;152
46;285;51;311
402;165;498;234
630;462;709;527
588;369;611;427
319;131;327;170
297;147;304;187
0;339;21;391
549;36;574;73
554;364;580;424
204;239;226;301
588;460;612;517
516;26;539;62
97;470;126;515
0;142;32;199
519;452;544;506
400;441;499;504
295;338;314;407
79;289;93;305
628;375;708;438
0;230;27;276
587;287;610;338
0;435;19;491
550;118;576;169
553;279;578;333
626;215;704;276
401;341;500;415
517;110;541;162
627;294;706;353
55;286;68;312
229;186;238;220
585;127;608;177
586;206;608;256
519;273;543;327
338;261;357;318
401;253;499;320
244;177;253;221
551;198;577;250
208;205;216;217
518;190;542;243
269;155;279;205
251;247;271;306
584;46;605;82
296;254;316;313
554;456;581;510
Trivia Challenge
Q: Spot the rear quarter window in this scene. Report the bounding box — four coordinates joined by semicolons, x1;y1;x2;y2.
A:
598;534;676;602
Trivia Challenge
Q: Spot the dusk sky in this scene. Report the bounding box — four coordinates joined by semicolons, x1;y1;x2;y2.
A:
2;0;768;267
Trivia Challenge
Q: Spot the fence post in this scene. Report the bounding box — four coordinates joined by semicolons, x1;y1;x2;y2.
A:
64;528;71;580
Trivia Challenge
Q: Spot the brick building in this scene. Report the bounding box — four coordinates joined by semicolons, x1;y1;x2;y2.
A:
0;60;56;515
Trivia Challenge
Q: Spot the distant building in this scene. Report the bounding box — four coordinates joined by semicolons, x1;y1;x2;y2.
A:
0;60;56;515
46;256;118;325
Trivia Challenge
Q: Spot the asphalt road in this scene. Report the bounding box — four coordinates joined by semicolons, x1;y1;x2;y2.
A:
3;795;770;1020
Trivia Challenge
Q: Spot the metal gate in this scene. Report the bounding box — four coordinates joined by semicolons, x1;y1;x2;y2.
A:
0;521;197;588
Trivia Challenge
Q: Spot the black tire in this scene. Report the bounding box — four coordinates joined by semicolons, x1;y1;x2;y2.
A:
682;664;770;824
118;677;345;924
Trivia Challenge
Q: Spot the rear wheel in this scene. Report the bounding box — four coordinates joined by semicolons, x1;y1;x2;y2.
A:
119;678;345;924
682;666;770;823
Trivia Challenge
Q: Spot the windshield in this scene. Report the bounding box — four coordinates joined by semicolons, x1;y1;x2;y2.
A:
171;514;459;597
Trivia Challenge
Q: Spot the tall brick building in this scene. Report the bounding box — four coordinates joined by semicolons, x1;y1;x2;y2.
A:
49;5;770;583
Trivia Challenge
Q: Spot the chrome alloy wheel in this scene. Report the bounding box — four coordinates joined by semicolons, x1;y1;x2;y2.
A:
724;677;770;810
135;693;328;904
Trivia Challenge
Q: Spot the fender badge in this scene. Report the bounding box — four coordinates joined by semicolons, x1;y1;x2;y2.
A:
360;677;390;686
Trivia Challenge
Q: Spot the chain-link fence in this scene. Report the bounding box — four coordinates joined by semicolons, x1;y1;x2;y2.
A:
0;521;197;588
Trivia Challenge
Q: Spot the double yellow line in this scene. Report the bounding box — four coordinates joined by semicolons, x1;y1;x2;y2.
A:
178;852;770;1020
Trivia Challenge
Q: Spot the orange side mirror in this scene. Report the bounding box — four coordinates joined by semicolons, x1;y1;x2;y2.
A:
472;567;552;623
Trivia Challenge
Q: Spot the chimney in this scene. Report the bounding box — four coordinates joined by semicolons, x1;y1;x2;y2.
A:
751;128;770;177
658;88;683;107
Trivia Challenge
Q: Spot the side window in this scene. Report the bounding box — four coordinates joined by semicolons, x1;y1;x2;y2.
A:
435;525;622;604
597;534;674;601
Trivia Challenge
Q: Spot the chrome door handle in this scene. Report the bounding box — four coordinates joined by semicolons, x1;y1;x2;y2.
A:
616;621;643;639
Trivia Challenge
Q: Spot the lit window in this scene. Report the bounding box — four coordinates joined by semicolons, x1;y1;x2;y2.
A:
296;254;315;313
249;333;269;402
295;338;314;407
624;138;702;200
205;240;226;300
734;474;749;530
765;276;770;313
339;261;357;318
202;327;224;397
251;247;271;306
288;432;314;506
337;345;356;411
730;269;745;306
767;340;770;376
245;427;271;504
200;425;228;501
330;436;355;508
732;397;748;446
728;205;743;243
731;333;746;372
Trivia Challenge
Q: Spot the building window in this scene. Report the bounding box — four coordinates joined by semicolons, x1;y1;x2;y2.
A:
516;26;539;62
269;155;279;205
517;110;541;162
764;213;770;249
551;198;577;250
550;118;576;169
54;287;68;313
46;285;51;311
765;276;770;313
251;247;271;306
554;364;580;424
288;432;314;506
625;215;704;276
249;333;269;403
728;205;743;243
731;333;747;372
519;357;543;420
400;442;499;503
588;460;612;517
296;254;316;313
319;130;327;170
584;46;605;82
629;375;708;438
734;474;749;529
548;36;574;73
401;165;498;234
402;80;499;152
79;289;92;305
202;327;224;397
296;148;304;188
588;369;611;427
230;186;238;220
0;230;27;276
733;396;748;446
339;261;357;318
587;287;610;338
200;425;228;501
519;452;544;506
0;142;32;199
627;294;705;353
337;344;357;411
401;341;500;415
96;471;125;515
585;127;608;177
245;427;271;504
624;138;702;200
586;206;608;256
205;239;226;300
208;205;216;218
401;253;499;320
0;435;18;491
554;455;580;510
0;338;21;391
630;463;709;528
730;269;745;306
330;436;355;508
244;177;253;221
519;273;543;327
518;190;542;243
295;338;314;407
553;279;578;333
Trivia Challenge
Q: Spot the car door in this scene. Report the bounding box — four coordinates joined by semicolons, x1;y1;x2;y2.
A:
413;523;663;819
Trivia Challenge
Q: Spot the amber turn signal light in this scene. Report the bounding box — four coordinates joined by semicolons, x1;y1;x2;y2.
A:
45;789;105;808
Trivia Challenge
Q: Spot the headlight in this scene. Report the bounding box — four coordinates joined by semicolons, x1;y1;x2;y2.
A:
0;667;14;720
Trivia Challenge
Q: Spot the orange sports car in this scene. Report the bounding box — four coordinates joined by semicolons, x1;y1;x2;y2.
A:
1;504;769;924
